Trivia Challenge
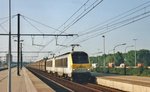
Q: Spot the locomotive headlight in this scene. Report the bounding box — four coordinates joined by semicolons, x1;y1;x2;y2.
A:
87;69;90;71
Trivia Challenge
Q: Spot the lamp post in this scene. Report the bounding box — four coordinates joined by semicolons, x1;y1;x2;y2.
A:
102;35;106;72
113;43;126;66
14;39;24;75
125;45;134;54
133;39;137;67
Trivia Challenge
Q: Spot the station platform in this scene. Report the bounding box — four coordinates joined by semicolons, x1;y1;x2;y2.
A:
95;73;150;92
0;67;55;92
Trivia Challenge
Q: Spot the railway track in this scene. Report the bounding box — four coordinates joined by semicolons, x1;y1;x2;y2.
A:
0;66;16;71
0;67;7;71
27;67;125;92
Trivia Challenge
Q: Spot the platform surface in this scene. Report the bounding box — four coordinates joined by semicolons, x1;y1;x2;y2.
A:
95;72;150;92
0;67;55;92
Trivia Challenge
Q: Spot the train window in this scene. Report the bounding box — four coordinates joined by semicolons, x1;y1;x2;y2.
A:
55;58;68;67
55;60;59;67
55;59;61;67
63;58;68;67
46;60;52;67
72;52;89;64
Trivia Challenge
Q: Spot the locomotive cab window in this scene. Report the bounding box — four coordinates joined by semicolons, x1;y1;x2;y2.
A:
72;52;89;64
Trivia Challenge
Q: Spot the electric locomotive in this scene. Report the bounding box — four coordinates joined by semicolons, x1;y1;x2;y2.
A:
46;51;91;82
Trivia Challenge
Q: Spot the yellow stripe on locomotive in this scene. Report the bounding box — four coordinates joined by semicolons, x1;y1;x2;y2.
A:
72;64;91;69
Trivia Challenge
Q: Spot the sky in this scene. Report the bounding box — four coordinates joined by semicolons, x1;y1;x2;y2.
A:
0;0;150;61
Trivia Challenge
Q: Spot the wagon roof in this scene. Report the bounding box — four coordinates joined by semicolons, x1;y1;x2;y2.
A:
55;51;86;58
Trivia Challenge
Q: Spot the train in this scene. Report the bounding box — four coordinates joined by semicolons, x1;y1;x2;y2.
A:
27;51;92;82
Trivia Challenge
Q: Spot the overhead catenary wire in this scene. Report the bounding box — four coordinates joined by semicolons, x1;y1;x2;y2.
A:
20;15;59;51
53;1;150;54
77;11;150;43
0;16;8;20
21;15;61;32
70;1;150;43
0;24;7;33
38;0;103;53
54;13;150;54
0;14;17;33
0;18;9;33
57;0;90;30
0;1;104;58
20;15;62;52
52;0;103;53
16;15;77;56
1;1;148;57
79;1;150;36
53;0;150;53
59;0;103;34
22;16;43;34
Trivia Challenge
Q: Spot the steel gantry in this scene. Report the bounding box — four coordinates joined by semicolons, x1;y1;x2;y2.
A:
0;14;77;76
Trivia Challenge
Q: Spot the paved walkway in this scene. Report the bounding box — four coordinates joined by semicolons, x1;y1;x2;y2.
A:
0;67;54;92
0;68;27;92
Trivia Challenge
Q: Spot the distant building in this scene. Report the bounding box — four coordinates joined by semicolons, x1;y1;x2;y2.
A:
6;54;13;64
137;63;144;67
108;63;114;68
120;63;125;68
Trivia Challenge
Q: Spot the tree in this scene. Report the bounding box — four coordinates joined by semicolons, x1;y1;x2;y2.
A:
137;49;150;66
90;55;103;66
90;49;150;67
114;52;124;66
125;50;135;66
106;55;114;64
90;57;97;63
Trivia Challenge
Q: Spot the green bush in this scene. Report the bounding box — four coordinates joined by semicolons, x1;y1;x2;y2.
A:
141;69;150;76
95;67;150;76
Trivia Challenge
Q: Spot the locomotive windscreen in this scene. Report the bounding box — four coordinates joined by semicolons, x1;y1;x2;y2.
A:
72;52;89;64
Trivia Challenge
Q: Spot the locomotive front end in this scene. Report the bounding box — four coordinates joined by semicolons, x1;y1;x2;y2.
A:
71;51;91;83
